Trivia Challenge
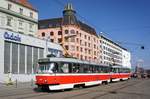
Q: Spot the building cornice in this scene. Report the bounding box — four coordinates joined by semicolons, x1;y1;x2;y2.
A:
0;7;38;24
7;0;37;12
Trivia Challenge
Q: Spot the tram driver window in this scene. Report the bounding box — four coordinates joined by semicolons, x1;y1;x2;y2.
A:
60;63;69;73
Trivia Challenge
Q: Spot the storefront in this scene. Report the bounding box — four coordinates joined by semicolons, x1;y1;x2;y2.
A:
0;29;63;82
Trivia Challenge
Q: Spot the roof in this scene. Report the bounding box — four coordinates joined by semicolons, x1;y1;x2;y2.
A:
79;21;97;36
9;0;37;11
38;18;62;29
38;18;98;36
100;35;127;51
38;57;109;67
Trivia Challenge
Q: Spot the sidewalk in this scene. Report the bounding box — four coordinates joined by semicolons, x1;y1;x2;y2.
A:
0;81;37;91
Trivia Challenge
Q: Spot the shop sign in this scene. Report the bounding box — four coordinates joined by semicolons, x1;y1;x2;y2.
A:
4;32;21;42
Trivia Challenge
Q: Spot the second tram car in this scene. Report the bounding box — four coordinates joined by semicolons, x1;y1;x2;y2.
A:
35;57;131;90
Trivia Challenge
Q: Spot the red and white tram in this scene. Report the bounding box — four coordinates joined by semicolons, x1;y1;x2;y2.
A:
35;57;131;90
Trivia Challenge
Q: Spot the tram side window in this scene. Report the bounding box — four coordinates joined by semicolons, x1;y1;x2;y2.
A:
83;64;89;73
38;62;58;74
88;65;92;73
72;63;80;73
60;63;69;73
101;67;105;73
120;68;123;73
111;68;117;73
95;66;99;73
101;67;109;73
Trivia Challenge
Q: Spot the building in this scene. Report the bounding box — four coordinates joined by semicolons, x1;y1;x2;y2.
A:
38;3;101;63
122;49;131;68
0;0;38;36
0;30;63;82
99;35;123;66
0;0;63;83
99;35;131;68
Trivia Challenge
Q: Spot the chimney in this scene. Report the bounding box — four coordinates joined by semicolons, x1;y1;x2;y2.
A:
20;0;28;3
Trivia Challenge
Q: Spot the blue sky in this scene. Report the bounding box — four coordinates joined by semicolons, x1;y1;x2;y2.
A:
29;0;150;69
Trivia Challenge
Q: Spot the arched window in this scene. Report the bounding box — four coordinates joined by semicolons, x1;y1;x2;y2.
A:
70;29;75;34
58;31;62;35
65;30;69;34
50;31;54;36
42;32;45;37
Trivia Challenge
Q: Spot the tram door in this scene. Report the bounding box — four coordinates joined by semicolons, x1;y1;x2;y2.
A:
56;62;70;84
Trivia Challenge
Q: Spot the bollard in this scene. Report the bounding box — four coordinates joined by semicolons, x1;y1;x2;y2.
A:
31;79;34;87
15;79;17;88
6;72;13;86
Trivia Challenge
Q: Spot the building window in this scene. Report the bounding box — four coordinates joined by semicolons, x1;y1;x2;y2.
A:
12;43;18;74
76;31;78;35
94;44;96;48
88;36;90;40
70;29;75;34
88;43;90;47
50;39;54;42
8;4;12;10
58;31;62;35
76;46;79;51
85;42;87;46
19;44;25;74
18;20;23;29
65;45;69;50
80;33;82;37
19;8;23;14
19;21;23;26
50;32;54;36
70;37;75;42
27;46;32;74
76;38;79;43
88;50;91;54
4;41;10;74
80;55;83;60
80;47;83;52
80;40;82;45
84;35;87;39
58;38;62;43
29;23;34;32
94;38;96;42
70;45;75;51
85;48;87;54
7;16;12;26
30;12;33;18
65;30;69;34
85;56;87;60
94;51;96;55
42;32;45;37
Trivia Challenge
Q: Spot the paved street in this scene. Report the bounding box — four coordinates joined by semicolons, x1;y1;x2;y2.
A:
0;78;150;99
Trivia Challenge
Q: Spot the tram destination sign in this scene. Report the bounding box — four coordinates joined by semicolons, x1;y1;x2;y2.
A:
4;32;21;42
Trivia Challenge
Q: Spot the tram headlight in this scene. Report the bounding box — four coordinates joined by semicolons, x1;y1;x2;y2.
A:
44;80;47;83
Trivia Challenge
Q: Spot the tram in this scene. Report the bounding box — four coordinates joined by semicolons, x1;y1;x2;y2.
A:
35;57;131;90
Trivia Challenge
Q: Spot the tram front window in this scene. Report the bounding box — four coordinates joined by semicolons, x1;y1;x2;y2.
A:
38;63;58;74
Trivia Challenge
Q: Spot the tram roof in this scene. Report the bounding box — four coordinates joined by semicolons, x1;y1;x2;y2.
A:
38;57;109;67
111;65;130;69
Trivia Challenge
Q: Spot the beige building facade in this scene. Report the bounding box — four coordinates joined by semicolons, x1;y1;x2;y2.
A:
0;0;38;36
38;4;101;63
99;35;131;67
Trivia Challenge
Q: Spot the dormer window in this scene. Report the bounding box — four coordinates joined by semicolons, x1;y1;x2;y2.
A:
19;8;23;14
30;12;33;18
7;16;12;26
70;29;75;34
42;32;45;37
8;4;12;10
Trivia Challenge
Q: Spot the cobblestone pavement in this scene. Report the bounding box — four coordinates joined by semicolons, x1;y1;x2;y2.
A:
0;78;150;99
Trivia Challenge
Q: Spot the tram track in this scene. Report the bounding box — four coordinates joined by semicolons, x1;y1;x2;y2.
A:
63;79;142;99
0;79;144;99
0;87;51;98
